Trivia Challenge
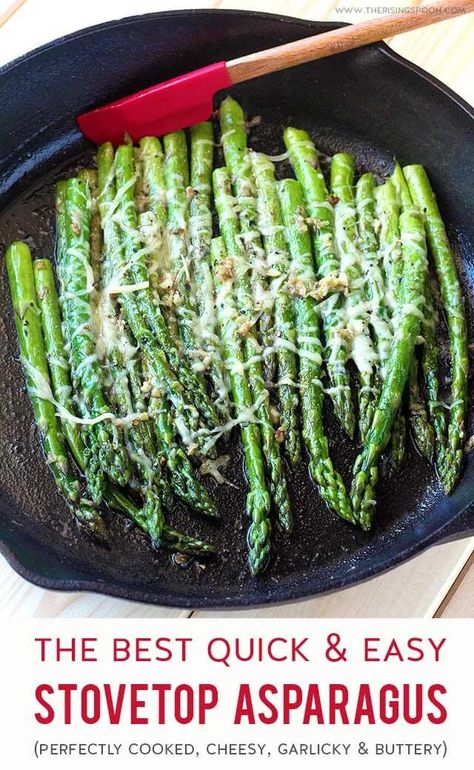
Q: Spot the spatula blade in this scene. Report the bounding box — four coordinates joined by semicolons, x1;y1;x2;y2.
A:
77;62;232;145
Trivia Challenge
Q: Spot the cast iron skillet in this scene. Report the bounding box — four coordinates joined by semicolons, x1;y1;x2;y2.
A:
0;9;473;609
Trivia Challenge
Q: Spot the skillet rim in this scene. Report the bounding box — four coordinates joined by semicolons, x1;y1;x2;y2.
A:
0;495;473;609
0;7;472;609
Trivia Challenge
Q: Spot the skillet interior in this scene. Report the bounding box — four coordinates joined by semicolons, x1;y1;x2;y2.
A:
0;9;472;608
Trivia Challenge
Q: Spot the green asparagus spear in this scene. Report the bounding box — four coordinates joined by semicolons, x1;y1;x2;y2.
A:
138;136;168;233
251;152;300;465
106;448;216;554
6;242;106;540
78;168;102;286
126;351;170;499
16;244;214;555
101;481;215;554
96;144;212;453
213;167;292;533
146;371;218;519
55;181;108;500
87;154;168;541
391;161;412;209
279;179;355;523
162;130;202;357
137;136;180;344
78;170;114;495
219;97;275;381
105;333;166;547
375;179;406;469
136;137;170;308
114;142;201;444
58;177;131;486
157;526;216;556
330;153;377;442
421;279;447;472
33;257;106;505
33;257;89;468
404;164;468;493
375;179;404;319
387;411;407;472
283;128;355;437
356;172;392;375
391;163;434;460
351;183;429;528
408;355;435;461
32;251;214;552
113;142;220;431
211;236;272;574
189;122;231;419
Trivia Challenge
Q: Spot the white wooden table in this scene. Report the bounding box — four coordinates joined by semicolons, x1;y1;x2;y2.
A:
1;0;473;619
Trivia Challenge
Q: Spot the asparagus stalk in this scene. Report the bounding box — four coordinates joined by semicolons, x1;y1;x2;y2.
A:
100;471;216;555
89;153;168;541
102;482;216;555
404;164;468;493
78;169;115;496
146;371;218;519
57;181;167;541
55;181;108;500
330;153;377;442
155;525;216;556
421;279;447;472
105;329;166;547
6;242;106;540
162;130;202;358
211;236;272;574
126;351;170;495
391;163;433;458
78;168;102;286
351;185;429;527
28;253;214;554
136;136;172;310
408;355;435;461
376;179;404;319
139;136;180;342
105;430;216;554
356;172;392;375
96;144;213;454
33;257;106;505
213;167;292;533
283;128;355;437
189;121;231;419
387;410;407;472
375;179;406;469
219;97;275;381
113;142;220;431
251;151;300;465
58;176;131;486
279;179;355;523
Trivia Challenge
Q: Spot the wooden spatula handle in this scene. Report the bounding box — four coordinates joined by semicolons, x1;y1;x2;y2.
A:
227;0;474;84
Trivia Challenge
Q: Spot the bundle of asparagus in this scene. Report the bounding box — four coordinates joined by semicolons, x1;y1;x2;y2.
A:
5;97;469;575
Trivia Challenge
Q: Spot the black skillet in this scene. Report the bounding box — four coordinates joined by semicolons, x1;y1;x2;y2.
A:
0;9;473;609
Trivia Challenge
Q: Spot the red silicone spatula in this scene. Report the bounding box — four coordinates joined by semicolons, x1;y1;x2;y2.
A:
77;0;473;145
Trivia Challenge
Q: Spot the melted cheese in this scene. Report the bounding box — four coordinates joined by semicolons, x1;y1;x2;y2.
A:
24;361;147;427
199;454;235;486
93;291;137;364
264;150;290;162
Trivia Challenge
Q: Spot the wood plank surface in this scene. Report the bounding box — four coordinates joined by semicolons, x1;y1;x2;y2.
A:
435;552;474;617
0;0;472;619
